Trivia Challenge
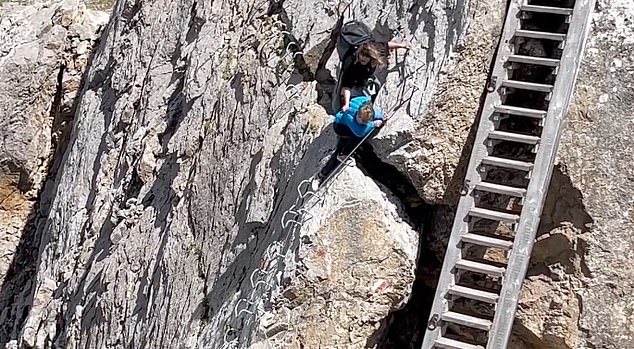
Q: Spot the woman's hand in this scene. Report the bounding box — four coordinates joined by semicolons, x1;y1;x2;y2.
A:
374;120;384;128
388;41;413;50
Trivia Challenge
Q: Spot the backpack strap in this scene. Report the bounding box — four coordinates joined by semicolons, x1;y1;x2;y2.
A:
363;76;382;101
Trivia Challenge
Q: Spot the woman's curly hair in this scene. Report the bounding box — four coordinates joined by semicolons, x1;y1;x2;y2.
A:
356;41;386;68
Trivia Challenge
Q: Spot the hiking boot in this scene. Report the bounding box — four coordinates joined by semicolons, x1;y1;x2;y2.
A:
337;154;356;166
311;173;326;191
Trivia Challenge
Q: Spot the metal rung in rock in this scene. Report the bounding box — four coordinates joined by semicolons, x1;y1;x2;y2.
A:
501;79;554;92
488;130;540;144
481;156;534;171
520;4;573;16
515;29;567;41
441;311;493;331
435;337;485;349
469;207;520;223
475;181;527;197
455;259;506;277
508;54;560;67
461;233;514;250
494;105;547;119
448;285;500;304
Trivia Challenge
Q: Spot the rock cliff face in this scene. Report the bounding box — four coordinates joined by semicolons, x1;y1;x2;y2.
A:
0;0;632;348
0;0;469;347
0;0;107;344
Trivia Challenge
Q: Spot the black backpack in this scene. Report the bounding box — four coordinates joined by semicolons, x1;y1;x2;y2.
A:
336;21;372;62
332;21;380;112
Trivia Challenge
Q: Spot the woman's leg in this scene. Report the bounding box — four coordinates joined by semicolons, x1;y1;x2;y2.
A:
333;123;357;158
334;122;373;158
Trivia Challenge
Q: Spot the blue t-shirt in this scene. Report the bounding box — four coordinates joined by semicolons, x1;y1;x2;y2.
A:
334;96;384;137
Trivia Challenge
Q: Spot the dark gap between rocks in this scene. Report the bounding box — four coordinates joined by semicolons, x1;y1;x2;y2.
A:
314;18;343;113
0;25;103;343
350;0;515;341
0;63;74;344
354;144;443;349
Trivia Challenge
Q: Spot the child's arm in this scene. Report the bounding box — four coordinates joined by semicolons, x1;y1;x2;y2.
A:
341;88;351;111
373;110;385;128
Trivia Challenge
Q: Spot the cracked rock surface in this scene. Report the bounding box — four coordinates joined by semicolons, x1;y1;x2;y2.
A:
1;0;633;348
0;0;107;345
254;168;419;348
0;0;471;347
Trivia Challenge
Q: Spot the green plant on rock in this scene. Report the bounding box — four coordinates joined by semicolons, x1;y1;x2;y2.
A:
277;57;295;74
222;49;236;80
276;35;286;57
203;118;212;134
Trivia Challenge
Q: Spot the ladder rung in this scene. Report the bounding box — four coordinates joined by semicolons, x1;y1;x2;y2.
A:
468;207;520;223
448;285;499;304
481;156;534;171
501;79;553;92
475;181;527;197
488;130;540;144
455;259;506;277
520;4;573;16
461;233;514;250
435;336;485;349
494;105;547;118
508;54;560;67
441;311;493;331
515;29;567;41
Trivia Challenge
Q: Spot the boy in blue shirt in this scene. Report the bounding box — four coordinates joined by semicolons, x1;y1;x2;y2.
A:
314;95;385;187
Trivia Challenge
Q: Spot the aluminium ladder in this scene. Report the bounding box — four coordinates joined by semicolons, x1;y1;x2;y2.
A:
422;0;595;348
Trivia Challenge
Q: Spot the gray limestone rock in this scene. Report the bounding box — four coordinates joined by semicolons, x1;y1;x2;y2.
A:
252;167;418;348
2;0;632;347
0;0;471;347
0;0;107;344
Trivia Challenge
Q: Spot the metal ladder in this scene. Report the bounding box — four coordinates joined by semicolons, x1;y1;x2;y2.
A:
421;0;595;348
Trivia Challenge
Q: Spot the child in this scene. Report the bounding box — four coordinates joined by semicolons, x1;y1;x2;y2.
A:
314;95;385;188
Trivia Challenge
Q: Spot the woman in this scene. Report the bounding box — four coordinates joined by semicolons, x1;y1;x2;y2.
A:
340;40;412;111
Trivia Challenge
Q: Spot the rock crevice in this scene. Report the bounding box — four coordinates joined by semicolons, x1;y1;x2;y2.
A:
0;1;108;346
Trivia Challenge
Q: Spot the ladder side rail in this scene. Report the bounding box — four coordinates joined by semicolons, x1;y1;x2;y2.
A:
486;0;597;347
420;0;522;347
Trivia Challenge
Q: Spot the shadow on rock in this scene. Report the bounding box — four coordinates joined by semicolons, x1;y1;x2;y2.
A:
0;14;106;344
192;126;336;345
